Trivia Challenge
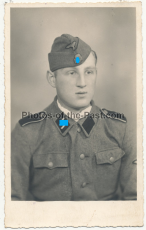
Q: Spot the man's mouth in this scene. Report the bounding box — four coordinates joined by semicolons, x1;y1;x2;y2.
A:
76;92;87;94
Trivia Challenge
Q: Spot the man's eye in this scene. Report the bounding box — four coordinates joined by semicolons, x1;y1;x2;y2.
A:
86;70;93;75
69;71;76;75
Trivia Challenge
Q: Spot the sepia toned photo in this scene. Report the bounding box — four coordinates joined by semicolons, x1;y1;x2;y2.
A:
5;2;143;227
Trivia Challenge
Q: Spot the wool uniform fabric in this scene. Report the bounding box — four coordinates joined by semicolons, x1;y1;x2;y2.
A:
48;34;91;72
11;96;137;201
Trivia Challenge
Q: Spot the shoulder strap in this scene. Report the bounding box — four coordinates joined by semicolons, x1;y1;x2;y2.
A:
19;111;47;127
101;108;127;123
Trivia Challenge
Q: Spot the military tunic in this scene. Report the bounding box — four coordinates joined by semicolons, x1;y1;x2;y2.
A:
11;96;137;201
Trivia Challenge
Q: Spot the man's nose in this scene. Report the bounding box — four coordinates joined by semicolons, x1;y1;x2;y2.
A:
76;74;86;88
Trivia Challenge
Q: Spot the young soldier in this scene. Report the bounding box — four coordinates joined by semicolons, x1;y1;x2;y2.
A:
11;34;137;201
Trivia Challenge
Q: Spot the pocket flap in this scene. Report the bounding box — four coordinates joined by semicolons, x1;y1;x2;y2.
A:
95;148;125;165
33;153;68;169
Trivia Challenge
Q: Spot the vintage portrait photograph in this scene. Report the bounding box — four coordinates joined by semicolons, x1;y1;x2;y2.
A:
5;2;143;227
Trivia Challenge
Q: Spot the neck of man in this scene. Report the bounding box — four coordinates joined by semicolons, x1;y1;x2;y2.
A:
57;97;91;113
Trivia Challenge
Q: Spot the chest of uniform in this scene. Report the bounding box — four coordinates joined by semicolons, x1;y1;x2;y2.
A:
32;122;124;171
30;121;125;200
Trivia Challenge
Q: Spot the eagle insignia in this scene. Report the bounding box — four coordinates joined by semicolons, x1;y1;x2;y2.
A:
66;41;77;51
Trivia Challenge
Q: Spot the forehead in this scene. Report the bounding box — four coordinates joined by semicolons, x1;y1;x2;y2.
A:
56;52;96;74
79;52;96;68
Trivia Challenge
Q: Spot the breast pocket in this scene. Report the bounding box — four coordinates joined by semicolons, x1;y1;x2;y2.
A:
31;153;70;201
95;148;125;191
95;148;125;165
94;148;125;199
33;153;68;169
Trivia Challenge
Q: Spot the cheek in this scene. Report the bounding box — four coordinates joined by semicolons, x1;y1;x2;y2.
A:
86;75;97;88
56;78;73;93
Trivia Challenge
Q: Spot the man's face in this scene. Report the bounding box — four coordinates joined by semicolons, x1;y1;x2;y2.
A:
54;52;97;111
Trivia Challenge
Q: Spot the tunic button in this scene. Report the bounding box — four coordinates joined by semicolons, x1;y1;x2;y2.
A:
77;127;81;132
110;157;114;163
82;182;87;188
48;162;53;168
80;154;85;160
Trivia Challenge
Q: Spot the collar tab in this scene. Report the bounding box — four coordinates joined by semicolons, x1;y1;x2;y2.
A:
82;116;95;135
55;116;71;134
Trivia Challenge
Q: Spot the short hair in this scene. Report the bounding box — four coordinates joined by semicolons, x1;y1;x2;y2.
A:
91;50;97;65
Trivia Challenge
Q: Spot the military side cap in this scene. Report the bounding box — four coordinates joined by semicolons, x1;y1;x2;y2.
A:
48;34;91;72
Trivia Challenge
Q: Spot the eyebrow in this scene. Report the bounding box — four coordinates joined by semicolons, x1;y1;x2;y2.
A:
64;66;96;71
62;67;77;71
84;66;96;70
62;66;96;73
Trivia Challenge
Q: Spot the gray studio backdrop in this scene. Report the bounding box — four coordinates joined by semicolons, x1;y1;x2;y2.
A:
11;7;136;131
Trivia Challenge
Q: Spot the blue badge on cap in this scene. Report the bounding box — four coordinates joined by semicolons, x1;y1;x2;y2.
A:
75;57;80;63
74;54;82;64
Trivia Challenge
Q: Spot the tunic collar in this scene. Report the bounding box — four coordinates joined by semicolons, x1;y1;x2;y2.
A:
56;99;92;122
51;96;100;137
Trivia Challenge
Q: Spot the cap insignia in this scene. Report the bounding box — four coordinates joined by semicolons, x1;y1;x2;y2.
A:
66;41;77;51
74;54;82;64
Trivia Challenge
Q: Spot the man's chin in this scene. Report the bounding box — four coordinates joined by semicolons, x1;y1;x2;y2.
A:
71;101;91;110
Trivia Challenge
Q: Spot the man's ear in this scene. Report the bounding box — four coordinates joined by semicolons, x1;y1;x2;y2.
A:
46;70;56;88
